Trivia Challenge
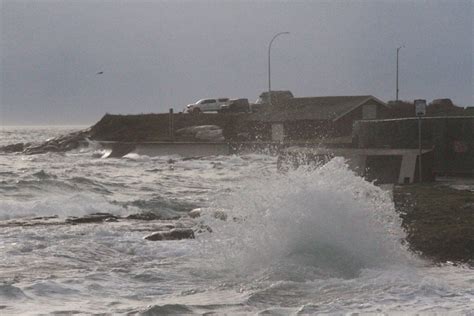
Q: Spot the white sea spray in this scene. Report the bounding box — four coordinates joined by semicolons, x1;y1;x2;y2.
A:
197;157;414;280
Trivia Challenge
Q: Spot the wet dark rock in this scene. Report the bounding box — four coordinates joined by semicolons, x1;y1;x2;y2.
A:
144;228;195;241
188;209;201;218
461;203;474;211
0;217;64;228
394;184;474;264
31;215;59;220
0;284;29;300
141;304;194;316
188;208;227;221
174;218;197;228
181;156;201;161
194;224;213;234
22;129;90;155
0;142;29;153
212;210;227;221
145;168;163;173
66;213;118;224
32;170;56;180
127;198;194;215
126;212;163;221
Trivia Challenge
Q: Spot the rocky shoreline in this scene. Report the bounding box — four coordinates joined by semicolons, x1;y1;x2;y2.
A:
394;183;474;265
1;187;472;265
0;129;91;155
0;115;229;155
0;208;225;241
1;123;472;265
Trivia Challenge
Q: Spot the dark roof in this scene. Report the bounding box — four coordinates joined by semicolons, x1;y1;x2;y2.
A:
248;95;386;122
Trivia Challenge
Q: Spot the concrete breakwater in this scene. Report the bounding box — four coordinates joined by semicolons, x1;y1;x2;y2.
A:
0;113;246;155
0;113;286;156
2;115;473;182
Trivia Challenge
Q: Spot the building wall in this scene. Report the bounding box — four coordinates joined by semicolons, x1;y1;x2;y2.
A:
276;101;388;141
354;117;474;175
243;121;272;141
271;123;285;141
283;120;332;141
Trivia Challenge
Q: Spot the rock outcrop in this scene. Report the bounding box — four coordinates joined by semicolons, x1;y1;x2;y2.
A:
394;184;474;264
188;207;228;221
0;142;30;153
144;228;195;241
66;212;118;224
23;129;91;155
1;129;90;155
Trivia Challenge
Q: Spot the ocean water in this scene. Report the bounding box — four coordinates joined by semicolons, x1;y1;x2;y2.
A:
0;126;473;315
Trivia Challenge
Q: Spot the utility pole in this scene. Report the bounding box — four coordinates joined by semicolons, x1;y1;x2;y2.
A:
414;99;426;182
396;46;404;102
169;108;174;141
268;32;289;106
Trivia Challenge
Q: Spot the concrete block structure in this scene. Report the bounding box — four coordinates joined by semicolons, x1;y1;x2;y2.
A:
354;116;474;176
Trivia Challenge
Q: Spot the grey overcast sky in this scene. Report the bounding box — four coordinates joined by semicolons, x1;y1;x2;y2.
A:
1;0;473;125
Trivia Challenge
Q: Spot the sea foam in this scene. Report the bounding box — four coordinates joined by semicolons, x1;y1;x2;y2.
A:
198;157;413;280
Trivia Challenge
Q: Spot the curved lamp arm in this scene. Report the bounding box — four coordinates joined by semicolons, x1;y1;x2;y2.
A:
268;32;290;106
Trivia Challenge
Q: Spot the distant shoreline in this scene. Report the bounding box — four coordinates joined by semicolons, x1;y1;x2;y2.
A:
0;125;90;128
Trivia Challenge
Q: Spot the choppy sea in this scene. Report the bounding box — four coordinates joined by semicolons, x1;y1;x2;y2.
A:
0;126;473;315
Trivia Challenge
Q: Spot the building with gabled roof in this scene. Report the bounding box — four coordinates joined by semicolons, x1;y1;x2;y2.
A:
246;94;390;142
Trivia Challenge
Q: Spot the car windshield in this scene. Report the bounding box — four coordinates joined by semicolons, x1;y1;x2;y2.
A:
203;99;216;104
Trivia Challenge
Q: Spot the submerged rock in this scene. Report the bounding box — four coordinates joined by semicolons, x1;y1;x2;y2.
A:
126;212;163;221
20;129;90;155
188;208;228;221
188;208;201;218
394;184;474;264
0;142;30;153
31;215;59;220
144;228;195;241
66;213;118;224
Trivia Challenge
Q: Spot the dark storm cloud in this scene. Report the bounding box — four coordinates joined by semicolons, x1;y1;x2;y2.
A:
1;0;472;125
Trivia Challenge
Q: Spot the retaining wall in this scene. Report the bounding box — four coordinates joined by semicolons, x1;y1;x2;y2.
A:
354;117;474;175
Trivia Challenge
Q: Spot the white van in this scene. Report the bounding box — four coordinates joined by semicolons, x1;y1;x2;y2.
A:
186;98;230;113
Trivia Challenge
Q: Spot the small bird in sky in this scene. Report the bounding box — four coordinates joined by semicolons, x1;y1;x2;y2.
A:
96;71;104;75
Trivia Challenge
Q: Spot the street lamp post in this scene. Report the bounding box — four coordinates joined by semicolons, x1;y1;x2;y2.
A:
268;32;289;106
396;45;404;102
414;99;427;182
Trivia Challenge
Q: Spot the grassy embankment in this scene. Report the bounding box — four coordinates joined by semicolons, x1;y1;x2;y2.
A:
394;184;474;264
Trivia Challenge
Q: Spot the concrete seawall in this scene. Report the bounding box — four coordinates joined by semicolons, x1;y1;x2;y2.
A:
354;116;474;175
99;141;338;158
98;141;231;158
133;142;230;157
278;147;434;184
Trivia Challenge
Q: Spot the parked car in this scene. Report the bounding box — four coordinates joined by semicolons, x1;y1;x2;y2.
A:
219;98;250;113
186;98;230;113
